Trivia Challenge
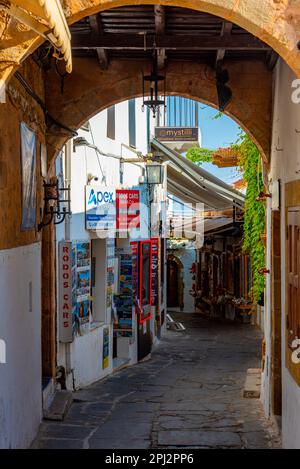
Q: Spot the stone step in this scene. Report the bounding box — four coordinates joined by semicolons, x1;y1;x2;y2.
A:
243;368;261;399
43;390;73;421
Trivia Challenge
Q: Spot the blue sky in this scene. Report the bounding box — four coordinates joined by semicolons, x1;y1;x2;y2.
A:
196;105;242;185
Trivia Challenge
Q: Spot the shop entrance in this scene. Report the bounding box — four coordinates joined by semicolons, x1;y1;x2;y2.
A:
167;260;179;307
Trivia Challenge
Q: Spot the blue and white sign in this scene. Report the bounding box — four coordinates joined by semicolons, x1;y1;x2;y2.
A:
85;186;116;230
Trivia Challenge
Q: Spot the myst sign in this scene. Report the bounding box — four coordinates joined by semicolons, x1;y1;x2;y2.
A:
59;241;73;343
155;127;198;142
85;186;116;230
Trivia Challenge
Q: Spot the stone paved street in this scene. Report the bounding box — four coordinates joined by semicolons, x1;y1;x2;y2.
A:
33;314;280;449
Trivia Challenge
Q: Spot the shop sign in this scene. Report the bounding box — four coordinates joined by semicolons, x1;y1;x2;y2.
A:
116;189;140;230
59;241;73;343
155;127;198;142
85;186;116;230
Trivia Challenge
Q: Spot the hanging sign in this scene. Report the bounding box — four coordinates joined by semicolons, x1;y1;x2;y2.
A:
155;127;198;142
59;241;73;343
151;238;159;308
85;186;116;230
116;189;140;230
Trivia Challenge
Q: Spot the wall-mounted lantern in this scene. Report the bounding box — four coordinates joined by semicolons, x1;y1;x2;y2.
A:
38;178;71;231
142;51;166;118
145;162;164;185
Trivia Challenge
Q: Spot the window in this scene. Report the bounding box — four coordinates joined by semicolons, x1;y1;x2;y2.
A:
128;99;136;148
107;105;115;140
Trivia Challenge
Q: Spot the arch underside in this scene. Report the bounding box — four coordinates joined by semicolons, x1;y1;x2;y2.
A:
45;57;272;165
0;0;299;86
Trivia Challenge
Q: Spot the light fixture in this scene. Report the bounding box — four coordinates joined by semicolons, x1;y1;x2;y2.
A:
38;178;71;231
145;163;164;185
216;67;232;112
143;50;166;118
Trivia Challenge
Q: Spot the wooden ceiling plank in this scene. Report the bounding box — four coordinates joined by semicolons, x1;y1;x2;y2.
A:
71;33;270;51
215;21;233;68
154;5;166;69
89;14;108;70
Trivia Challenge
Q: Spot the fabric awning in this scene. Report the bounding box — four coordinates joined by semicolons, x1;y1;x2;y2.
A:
1;0;72;72
151;139;245;211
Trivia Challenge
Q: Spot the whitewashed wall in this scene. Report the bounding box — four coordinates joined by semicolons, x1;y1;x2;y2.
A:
266;59;300;448
0;243;42;448
56;98;154;389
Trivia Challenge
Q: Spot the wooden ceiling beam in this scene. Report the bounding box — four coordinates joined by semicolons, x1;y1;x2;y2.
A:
154;5;166;69
89;14;108;70
215;21;233;68
72;33;271;51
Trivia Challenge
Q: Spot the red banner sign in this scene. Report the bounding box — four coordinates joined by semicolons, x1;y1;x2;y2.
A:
116;189;140;230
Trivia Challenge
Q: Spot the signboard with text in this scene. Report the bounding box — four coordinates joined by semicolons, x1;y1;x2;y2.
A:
59;241;73;343
116;189;140;230
155;127;198;142
85;186;116;230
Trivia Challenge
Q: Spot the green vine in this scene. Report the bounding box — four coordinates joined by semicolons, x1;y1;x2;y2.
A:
232;132;266;304
186;146;213;165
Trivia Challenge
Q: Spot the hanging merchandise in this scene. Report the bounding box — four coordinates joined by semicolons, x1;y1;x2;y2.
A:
114;249;134;337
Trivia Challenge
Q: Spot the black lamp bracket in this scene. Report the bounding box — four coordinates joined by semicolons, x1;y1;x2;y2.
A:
38;179;71;231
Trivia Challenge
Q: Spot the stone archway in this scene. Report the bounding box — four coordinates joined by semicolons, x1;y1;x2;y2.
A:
0;0;300;90
44;57;272;166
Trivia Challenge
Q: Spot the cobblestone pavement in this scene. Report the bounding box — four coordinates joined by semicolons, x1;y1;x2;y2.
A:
33;314;281;449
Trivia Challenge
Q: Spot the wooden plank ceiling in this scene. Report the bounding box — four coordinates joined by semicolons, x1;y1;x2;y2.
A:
70;5;277;70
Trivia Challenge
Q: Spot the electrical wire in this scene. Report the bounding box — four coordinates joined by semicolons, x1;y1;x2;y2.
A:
14;71;78;138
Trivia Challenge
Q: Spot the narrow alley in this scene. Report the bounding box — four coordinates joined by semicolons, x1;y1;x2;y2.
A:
33;314;279;450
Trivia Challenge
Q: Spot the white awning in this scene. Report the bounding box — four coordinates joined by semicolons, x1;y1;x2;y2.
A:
1;0;72;73
152;139;245;211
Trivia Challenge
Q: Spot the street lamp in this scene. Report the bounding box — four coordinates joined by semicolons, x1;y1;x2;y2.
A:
145;163;164;185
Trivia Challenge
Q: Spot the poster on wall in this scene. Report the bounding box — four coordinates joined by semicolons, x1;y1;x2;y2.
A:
103;327;110;369
20;122;36;230
71;241;91;335
114;251;134;337
116;189;140;230
106;238;115;319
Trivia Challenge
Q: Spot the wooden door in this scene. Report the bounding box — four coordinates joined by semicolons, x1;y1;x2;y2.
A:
287;208;300;347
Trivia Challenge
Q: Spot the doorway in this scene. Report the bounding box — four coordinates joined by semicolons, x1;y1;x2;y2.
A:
167;255;184;309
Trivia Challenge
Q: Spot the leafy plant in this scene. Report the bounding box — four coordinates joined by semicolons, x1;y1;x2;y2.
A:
186;147;214;165
232;132;266;303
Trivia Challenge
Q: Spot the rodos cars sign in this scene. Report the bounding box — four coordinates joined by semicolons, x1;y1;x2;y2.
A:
59;241;73;343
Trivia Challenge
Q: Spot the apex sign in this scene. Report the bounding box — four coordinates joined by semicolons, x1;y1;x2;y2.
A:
87;188;114;207
85;186;116;231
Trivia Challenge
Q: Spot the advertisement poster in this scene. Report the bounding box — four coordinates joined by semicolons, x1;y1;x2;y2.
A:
85;186;116;230
106;238;115;317
20;122;36;230
116;189;140;230
114;252;133;337
103;327;110;369
71;241;91;334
